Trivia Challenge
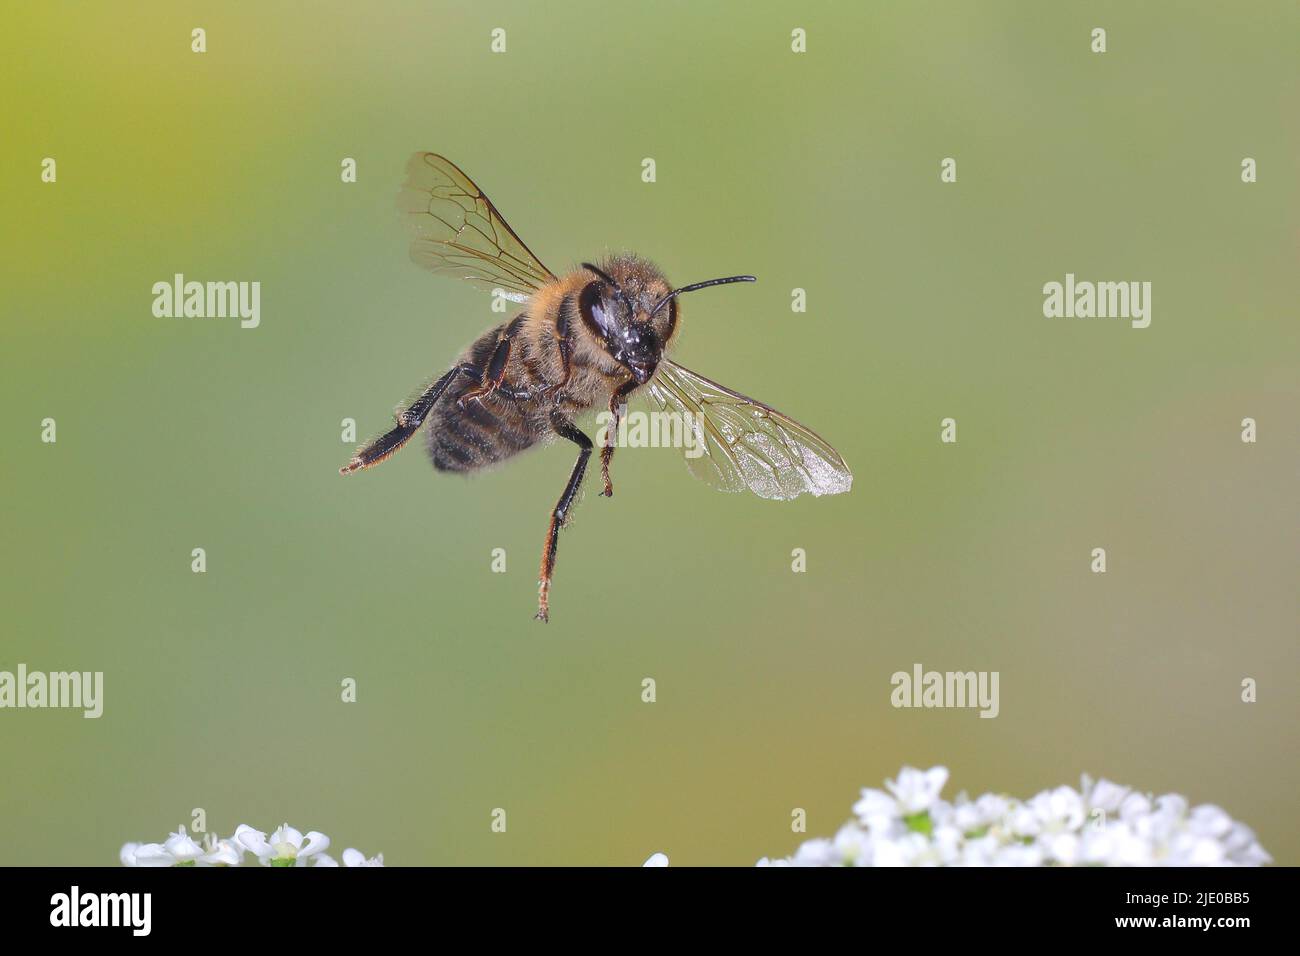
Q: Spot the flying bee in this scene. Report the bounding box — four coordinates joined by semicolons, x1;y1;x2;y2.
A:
341;153;853;622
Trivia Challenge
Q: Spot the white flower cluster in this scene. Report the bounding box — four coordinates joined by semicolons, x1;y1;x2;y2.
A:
120;823;383;867
754;767;1271;867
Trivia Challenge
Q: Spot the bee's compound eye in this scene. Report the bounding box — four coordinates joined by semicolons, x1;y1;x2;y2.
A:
579;281;613;337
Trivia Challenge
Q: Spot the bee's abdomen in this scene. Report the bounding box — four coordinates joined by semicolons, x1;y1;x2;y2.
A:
426;393;539;473
426;323;542;473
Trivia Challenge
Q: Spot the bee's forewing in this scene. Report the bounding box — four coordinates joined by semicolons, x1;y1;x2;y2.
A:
398;152;556;300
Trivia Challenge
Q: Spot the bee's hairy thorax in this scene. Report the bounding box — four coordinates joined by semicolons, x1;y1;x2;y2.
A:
425;269;646;474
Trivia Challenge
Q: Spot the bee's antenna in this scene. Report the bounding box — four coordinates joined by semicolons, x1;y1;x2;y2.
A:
648;275;756;318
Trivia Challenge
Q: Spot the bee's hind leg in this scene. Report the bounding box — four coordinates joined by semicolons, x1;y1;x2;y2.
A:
535;411;593;623
340;364;475;475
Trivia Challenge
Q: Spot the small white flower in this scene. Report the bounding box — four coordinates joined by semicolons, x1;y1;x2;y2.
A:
790;838;837;867
952;792;1009;834
1041;831;1082;865
1221;823;1271;866
957;833;1002;866
851;788;899;830
1027;785;1086;833
1079;820;1152;866
123;822;378;867
888;766;949;815
930;824;965;865
643;852;669;867
120;842;169;867
163;827;205;864
1165;832;1226;866
197;834;243;866
1118;791;1153;822
234;823;330;867
831;824;874;866
121;826;205;867
758;767;1269;868
313;850;382;867
870;831;930;867
1186;804;1233;839
1006;803;1042;838
853;765;948;829
1081;775;1130;814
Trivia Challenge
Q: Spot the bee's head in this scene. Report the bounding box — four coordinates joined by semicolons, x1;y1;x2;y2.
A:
578;261;667;384
578;261;755;385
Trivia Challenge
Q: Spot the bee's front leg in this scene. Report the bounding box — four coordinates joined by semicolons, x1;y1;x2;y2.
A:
600;379;639;497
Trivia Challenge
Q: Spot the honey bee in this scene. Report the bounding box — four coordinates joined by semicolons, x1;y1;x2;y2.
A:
341;153;852;622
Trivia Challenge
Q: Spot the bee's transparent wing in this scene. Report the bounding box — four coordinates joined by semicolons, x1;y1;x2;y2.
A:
644;360;853;500
397;152;556;300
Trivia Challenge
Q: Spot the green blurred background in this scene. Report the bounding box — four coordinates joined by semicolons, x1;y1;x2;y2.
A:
2;1;1296;866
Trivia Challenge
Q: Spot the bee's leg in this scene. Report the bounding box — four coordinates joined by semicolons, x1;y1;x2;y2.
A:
339;364;475;475
497;382;541;400
552;298;574;390
599;380;638;497
535;411;593;623
457;318;530;409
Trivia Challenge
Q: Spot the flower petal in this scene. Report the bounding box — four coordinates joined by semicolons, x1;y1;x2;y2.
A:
298;831;331;857
234;824;273;860
271;823;304;851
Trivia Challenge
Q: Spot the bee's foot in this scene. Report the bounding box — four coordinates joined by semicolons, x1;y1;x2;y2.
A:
339;458;362;476
534;608;549;623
